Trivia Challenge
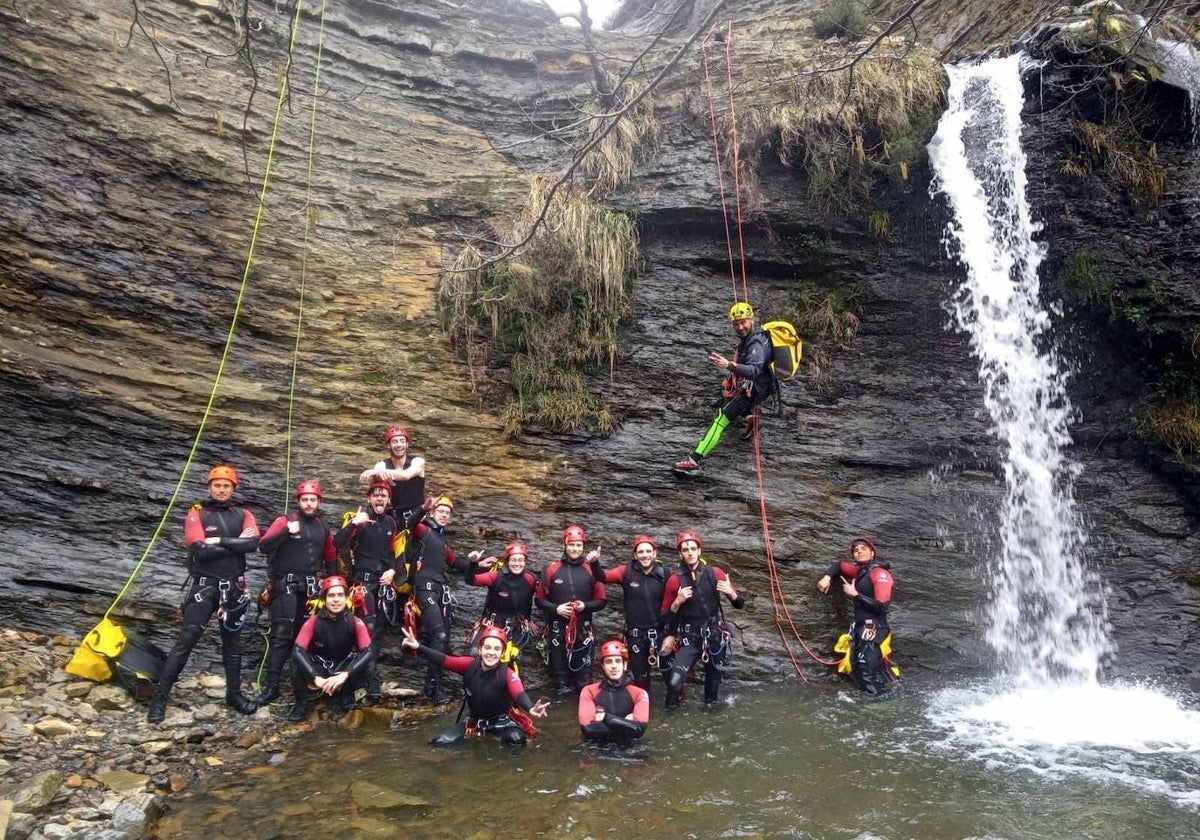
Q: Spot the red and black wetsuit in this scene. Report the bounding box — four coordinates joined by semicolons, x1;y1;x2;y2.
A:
292;608;374;710
822;558;896;695
465;565;538;647
578;674;650;744
536;557;607;693
257;513;337;693
415;645;539;746
661;560;744;707
601;561;668;691
334;511;401;636
156;500;261;705
405;513;466;698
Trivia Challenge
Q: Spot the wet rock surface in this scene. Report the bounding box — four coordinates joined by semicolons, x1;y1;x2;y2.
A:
0;0;1197;696
0;628;432;840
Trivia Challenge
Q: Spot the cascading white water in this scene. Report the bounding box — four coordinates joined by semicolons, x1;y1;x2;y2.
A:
927;54;1111;684
1156;37;1200;144
923;55;1200;808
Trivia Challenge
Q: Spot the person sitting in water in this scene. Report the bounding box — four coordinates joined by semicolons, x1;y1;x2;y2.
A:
578;639;650;745
817;536;898;697
673;301;775;474
402;624;549;747
288;575;374;721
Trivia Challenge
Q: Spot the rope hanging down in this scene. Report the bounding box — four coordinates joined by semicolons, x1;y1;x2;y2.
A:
700;22;839;678
97;0;314;623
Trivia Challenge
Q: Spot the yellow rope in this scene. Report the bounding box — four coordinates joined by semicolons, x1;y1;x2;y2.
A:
260;0;330;692
282;0;329;510
102;0;310;621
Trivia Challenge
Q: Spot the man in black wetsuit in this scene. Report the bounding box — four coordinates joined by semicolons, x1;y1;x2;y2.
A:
817;536;898;696
578;639;650;745
148;464;260;723
593;535;668;693
659;530;745;708
288;575;375;721
405;494;465;704
334;479;401;703
535;525;606;696
253;480;337;707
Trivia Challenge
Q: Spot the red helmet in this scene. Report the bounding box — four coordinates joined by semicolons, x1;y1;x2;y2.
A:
384;426;410;446
295;480;323;500
478;625;509;647
850;536;877;555
676;530;702;550
504;542;528;561
563;525;587;544
321;575;348;594
599;639;628;661
632;534;656;554
206;465;240;486
367;480;392;498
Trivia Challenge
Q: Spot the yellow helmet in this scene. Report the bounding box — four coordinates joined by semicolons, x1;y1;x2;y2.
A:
728;301;755;321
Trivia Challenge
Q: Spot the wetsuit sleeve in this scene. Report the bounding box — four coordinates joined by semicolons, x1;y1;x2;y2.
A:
257;516;291;554
602;566;626;585
629;686;650;724
715;568;745;609
468;569;498;587
584;580;607;613
333;521;356;549
446;546;465;574
414;646;473;675
506;668;535;711
577;684;599;726
322;529;338;577
602;688;649;739
214;508;260;554
184;509;206;547
343;618;375;676
822;560;843;579
292;617;320;679
534;565;557;616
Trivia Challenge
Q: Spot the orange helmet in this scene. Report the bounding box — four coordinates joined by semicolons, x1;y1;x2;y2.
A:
367;480;391;498
206;465;240;486
676;530;702;550
504;542;528;561
563;525;587;544
632;534;656;554
600;639;628;661
478;625;509;647
384;426;410;446
321;575;348;594
295;480;323;500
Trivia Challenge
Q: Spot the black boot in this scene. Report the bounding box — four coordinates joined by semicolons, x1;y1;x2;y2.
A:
222;635;258;715
146;693;168;724
253;681;280;707
365;660;383;705
148;623;201;724
287;694;315;722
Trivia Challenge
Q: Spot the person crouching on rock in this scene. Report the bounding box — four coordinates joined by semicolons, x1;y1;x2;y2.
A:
288;575;374;721
148;464;260;724
578;639;649;746
402;624;549;747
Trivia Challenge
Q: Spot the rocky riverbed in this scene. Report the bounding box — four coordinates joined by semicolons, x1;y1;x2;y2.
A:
0;626;433;840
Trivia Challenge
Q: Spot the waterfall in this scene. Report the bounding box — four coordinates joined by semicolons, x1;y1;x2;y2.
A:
926;54;1112;684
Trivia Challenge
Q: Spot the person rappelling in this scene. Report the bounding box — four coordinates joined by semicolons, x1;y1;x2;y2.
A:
673;301;777;474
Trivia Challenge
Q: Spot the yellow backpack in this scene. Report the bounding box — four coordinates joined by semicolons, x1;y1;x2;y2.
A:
65;618;127;682
762;320;803;381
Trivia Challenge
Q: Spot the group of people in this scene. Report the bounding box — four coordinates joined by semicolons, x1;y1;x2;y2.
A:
144;301;898;746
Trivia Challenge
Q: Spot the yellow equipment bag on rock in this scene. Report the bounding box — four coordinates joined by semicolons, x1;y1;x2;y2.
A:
65;618;127;682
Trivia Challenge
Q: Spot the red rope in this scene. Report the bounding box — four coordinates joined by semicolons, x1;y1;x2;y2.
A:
701;21;837;678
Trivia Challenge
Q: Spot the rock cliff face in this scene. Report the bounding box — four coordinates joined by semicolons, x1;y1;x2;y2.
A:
1;0;1197;683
